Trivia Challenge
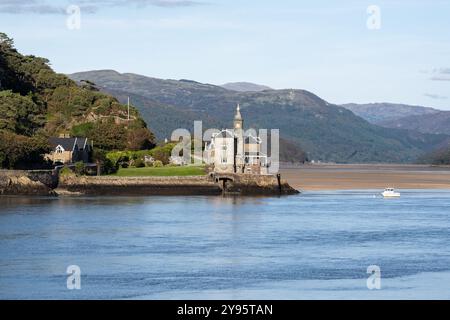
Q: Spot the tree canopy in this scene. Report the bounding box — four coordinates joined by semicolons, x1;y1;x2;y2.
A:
0;32;155;169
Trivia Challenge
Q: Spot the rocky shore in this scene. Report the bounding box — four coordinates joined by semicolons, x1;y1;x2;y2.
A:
1;170;299;196
0;170;57;196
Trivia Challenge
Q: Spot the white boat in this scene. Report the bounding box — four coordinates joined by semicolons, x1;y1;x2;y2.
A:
382;188;401;198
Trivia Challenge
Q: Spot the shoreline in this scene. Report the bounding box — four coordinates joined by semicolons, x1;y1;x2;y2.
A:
56;174;298;196
2;164;450;195
281;164;450;191
0;170;298;196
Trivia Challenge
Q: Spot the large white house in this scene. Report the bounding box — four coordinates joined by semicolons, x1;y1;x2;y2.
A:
205;104;268;175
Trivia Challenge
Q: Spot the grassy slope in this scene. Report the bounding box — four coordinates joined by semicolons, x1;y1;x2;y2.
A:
111;166;206;177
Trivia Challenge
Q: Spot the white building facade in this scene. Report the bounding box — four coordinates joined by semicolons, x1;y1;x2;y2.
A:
205;104;268;175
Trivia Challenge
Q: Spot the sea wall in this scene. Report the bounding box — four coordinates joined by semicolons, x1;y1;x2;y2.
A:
57;174;299;196
215;173;299;195
0;170;56;196
1;170;299;196
56;175;223;196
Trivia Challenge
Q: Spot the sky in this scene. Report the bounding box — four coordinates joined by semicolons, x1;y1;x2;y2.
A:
1;0;450;110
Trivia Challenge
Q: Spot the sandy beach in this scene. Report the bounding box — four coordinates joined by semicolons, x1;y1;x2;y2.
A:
281;164;450;191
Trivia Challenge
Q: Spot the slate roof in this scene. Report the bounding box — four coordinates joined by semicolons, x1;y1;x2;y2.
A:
49;137;89;152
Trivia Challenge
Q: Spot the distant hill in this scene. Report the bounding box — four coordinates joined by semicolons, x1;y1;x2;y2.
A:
69;70;450;163
419;142;450;165
342;103;440;124
221;82;273;92
380;111;450;135
0;34;154;169
342;103;450;135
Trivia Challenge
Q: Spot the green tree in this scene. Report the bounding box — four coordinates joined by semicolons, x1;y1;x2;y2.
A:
127;127;155;151
0;91;45;135
0;32;157;169
0;131;50;169
89;120;127;151
74;161;85;175
92;149;117;175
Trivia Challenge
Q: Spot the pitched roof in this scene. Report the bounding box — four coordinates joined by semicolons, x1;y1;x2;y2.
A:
75;137;89;150
49;137;89;151
244;135;261;144
213;129;236;139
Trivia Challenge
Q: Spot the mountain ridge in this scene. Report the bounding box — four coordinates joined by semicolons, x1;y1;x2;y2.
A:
342;102;450;135
221;82;273;92
69;70;450;163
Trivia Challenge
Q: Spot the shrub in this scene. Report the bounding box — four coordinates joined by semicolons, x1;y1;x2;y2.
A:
70;122;94;137
93;149;118;175
59;166;74;177
153;160;163;167
134;159;145;168
102;158;118;175
74;161;85;175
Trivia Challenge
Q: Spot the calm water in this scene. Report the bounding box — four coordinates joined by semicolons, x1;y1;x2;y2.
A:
1;190;450;300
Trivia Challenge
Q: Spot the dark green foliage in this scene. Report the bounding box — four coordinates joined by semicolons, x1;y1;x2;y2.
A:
92;149;118;175
0;90;45;135
150;143;175;165
70;122;94;137
74;161;85;175
127;127;156;151
133;158;145;168
0;33;155;169
88;119;127;151
59;166;74;177
0;131;50;169
419;146;450;165
152;148;170;165
279;138;308;163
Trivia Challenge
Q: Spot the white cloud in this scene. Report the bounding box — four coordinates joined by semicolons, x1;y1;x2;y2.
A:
0;0;205;15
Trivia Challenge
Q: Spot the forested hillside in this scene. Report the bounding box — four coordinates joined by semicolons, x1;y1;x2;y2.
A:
70;70;450;163
0;33;154;169
342;103;450;135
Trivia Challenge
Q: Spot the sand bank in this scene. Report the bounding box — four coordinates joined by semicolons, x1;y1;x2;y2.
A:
281;164;450;191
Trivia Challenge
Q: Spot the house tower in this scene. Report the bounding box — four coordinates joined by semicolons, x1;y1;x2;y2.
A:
234;104;245;173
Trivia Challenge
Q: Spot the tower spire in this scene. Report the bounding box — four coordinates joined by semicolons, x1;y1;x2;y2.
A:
235;103;242;120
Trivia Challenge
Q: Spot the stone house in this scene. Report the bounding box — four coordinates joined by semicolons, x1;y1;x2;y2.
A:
45;136;92;165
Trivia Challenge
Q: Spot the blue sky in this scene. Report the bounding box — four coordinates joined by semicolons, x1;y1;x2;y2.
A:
1;0;450;109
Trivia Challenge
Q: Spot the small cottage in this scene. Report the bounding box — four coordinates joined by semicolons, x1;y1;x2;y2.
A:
45;135;92;165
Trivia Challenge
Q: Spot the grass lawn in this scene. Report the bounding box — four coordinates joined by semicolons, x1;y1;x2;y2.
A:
111;166;207;177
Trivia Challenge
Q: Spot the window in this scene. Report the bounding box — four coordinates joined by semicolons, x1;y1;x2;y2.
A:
221;143;227;163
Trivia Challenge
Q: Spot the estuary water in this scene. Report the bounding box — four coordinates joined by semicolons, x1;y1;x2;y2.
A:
1;190;450;299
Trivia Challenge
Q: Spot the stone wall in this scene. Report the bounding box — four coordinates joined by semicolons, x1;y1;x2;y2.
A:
57;175;223;196
1;170;299;197
216;173;299;195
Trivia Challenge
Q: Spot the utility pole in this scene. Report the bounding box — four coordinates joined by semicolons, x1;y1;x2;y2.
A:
127;96;130;121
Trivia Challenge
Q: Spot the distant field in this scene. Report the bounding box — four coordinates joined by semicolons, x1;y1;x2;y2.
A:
111;166;206;177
